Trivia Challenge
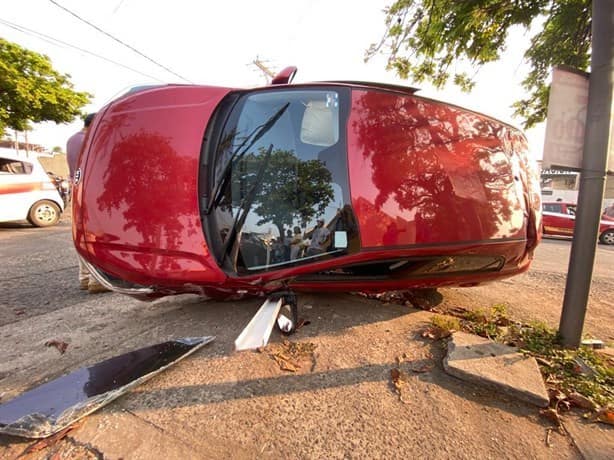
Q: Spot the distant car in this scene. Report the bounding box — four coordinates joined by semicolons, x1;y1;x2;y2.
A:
0;151;64;227
542;201;614;245
72;68;541;300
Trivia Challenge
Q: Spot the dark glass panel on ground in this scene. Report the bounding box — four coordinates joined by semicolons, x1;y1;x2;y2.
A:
0;336;214;438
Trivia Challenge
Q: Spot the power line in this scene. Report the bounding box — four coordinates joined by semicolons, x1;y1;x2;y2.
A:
0;18;164;82
47;0;192;83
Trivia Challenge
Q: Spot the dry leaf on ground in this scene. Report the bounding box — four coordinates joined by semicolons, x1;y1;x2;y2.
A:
588;407;614;425
45;339;68;354
566;393;597;411
539;408;562;427
22;422;81;454
265;340;317;373
390;368;411;404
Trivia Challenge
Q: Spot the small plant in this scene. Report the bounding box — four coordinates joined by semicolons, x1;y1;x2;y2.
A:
509;322;614;408
431;314;461;334
461;304;510;340
422;314;461;340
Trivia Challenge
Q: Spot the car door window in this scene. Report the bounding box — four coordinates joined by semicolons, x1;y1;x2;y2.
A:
0;158;32;174
543;203;562;213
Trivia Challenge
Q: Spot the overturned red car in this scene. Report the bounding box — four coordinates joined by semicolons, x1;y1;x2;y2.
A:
72;68;541;300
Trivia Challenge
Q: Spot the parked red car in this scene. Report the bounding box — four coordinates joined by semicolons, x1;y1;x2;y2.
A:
72;68;541;300
542;202;614;245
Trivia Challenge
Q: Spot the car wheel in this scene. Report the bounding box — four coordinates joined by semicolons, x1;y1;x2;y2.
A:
599;229;614;245
28;200;61;227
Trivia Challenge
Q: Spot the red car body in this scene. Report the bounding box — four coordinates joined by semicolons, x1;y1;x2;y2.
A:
72;75;541;300
542;202;614;244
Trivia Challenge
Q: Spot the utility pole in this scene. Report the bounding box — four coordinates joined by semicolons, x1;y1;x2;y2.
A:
559;0;613;347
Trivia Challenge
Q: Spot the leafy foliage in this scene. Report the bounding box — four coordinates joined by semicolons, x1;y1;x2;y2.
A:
0;38;91;135
367;0;592;128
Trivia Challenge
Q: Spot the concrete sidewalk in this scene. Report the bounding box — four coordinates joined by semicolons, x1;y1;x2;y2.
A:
0;293;585;459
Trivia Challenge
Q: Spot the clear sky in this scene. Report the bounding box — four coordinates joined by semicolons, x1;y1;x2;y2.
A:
1;0;544;157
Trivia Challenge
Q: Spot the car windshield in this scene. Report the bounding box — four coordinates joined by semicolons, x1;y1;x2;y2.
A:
207;87;357;273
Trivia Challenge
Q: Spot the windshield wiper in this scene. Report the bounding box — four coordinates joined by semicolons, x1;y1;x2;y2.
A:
206;102;290;213
221;143;274;261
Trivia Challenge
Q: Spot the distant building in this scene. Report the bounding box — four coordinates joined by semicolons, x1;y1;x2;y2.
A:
0;139;47;154
539;163;614;206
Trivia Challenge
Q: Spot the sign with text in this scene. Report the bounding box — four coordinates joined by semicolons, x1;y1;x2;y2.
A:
542;66;614;174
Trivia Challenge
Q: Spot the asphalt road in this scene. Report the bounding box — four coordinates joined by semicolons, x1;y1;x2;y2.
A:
1;217;612;458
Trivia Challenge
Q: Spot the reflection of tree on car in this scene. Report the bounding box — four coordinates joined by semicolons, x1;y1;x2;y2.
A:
231;148;334;239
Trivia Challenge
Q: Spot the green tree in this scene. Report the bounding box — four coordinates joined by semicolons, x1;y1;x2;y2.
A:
366;0;591;128
0;38;91;136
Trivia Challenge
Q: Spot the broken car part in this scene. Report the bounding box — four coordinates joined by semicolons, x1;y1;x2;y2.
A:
0;336;214;438
235;297;283;351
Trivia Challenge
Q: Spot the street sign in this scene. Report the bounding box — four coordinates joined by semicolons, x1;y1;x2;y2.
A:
543;66;614;174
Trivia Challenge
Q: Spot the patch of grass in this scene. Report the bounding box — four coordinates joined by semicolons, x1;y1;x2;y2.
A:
430;314;461;334
461;304;510;340
510;322;614;407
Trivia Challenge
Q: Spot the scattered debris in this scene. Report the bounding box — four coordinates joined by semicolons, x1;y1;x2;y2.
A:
545;427;553;447
263;340;317;373
567;392;597;411
45;339;69;355
581;339;604;349
535;357;553;367
390;368;410;403
22;422;82;455
586;407;614;426
358;289;443;311
540;408;562;427
571;357;597;377
0;336;214;438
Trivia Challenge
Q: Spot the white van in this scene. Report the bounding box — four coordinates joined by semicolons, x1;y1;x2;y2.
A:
0;150;64;227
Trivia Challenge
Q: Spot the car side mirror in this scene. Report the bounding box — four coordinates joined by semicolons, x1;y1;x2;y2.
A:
271;66;297;85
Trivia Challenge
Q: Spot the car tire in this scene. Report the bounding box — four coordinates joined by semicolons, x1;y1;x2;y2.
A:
599;229;614;245
28;200;61;227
